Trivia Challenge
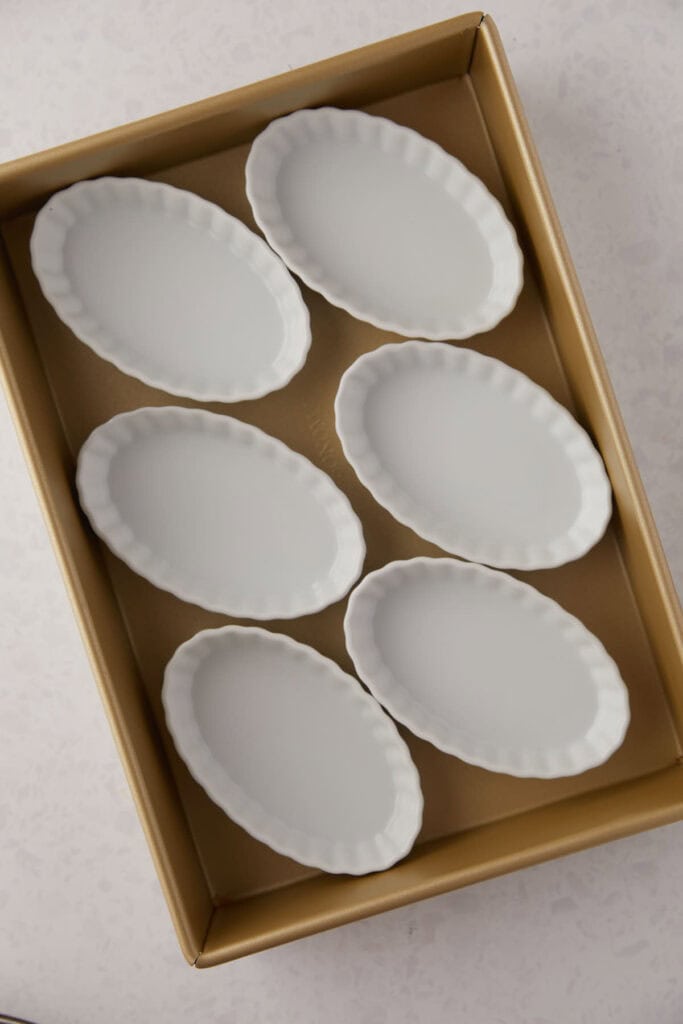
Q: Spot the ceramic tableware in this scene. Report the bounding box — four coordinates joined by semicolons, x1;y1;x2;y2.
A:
335;341;612;569
31;177;311;401
246;107;523;338
163;625;423;873
77;406;365;618
344;558;630;778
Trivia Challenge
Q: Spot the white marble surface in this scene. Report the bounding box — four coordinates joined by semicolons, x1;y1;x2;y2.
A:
0;1;681;1020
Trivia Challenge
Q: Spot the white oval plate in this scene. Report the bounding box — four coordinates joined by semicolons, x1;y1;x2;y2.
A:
30;177;311;402
246;107;523;339
163;626;423;874
77;407;365;619
345;558;630;778
335;341;612;569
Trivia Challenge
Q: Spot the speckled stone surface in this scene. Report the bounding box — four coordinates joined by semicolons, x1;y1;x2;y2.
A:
0;2;681;1021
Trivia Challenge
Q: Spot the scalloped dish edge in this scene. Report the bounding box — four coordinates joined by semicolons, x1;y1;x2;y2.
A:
344;558;631;779
30;176;311;402
76;406;366;619
162;625;423;874
335;341;613;570
246;107;524;339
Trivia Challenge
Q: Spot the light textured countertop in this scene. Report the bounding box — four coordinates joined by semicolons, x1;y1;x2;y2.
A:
1;2;681;1021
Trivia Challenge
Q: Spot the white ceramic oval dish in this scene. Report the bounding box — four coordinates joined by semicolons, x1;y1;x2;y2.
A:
30;177;311;402
335;341;612;570
246;107;523;339
163;626;423;874
76;407;365;619
345;558;630;779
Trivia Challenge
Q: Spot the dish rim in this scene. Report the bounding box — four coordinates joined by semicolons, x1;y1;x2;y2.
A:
245;105;524;339
162;624;424;874
344;556;631;779
76;405;366;619
334;340;613;570
30;175;312;403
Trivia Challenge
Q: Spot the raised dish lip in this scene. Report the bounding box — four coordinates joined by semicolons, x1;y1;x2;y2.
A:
30;176;311;403
335;340;613;570
162;625;424;874
245;106;524;339
76;406;366;619
344;557;631;779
